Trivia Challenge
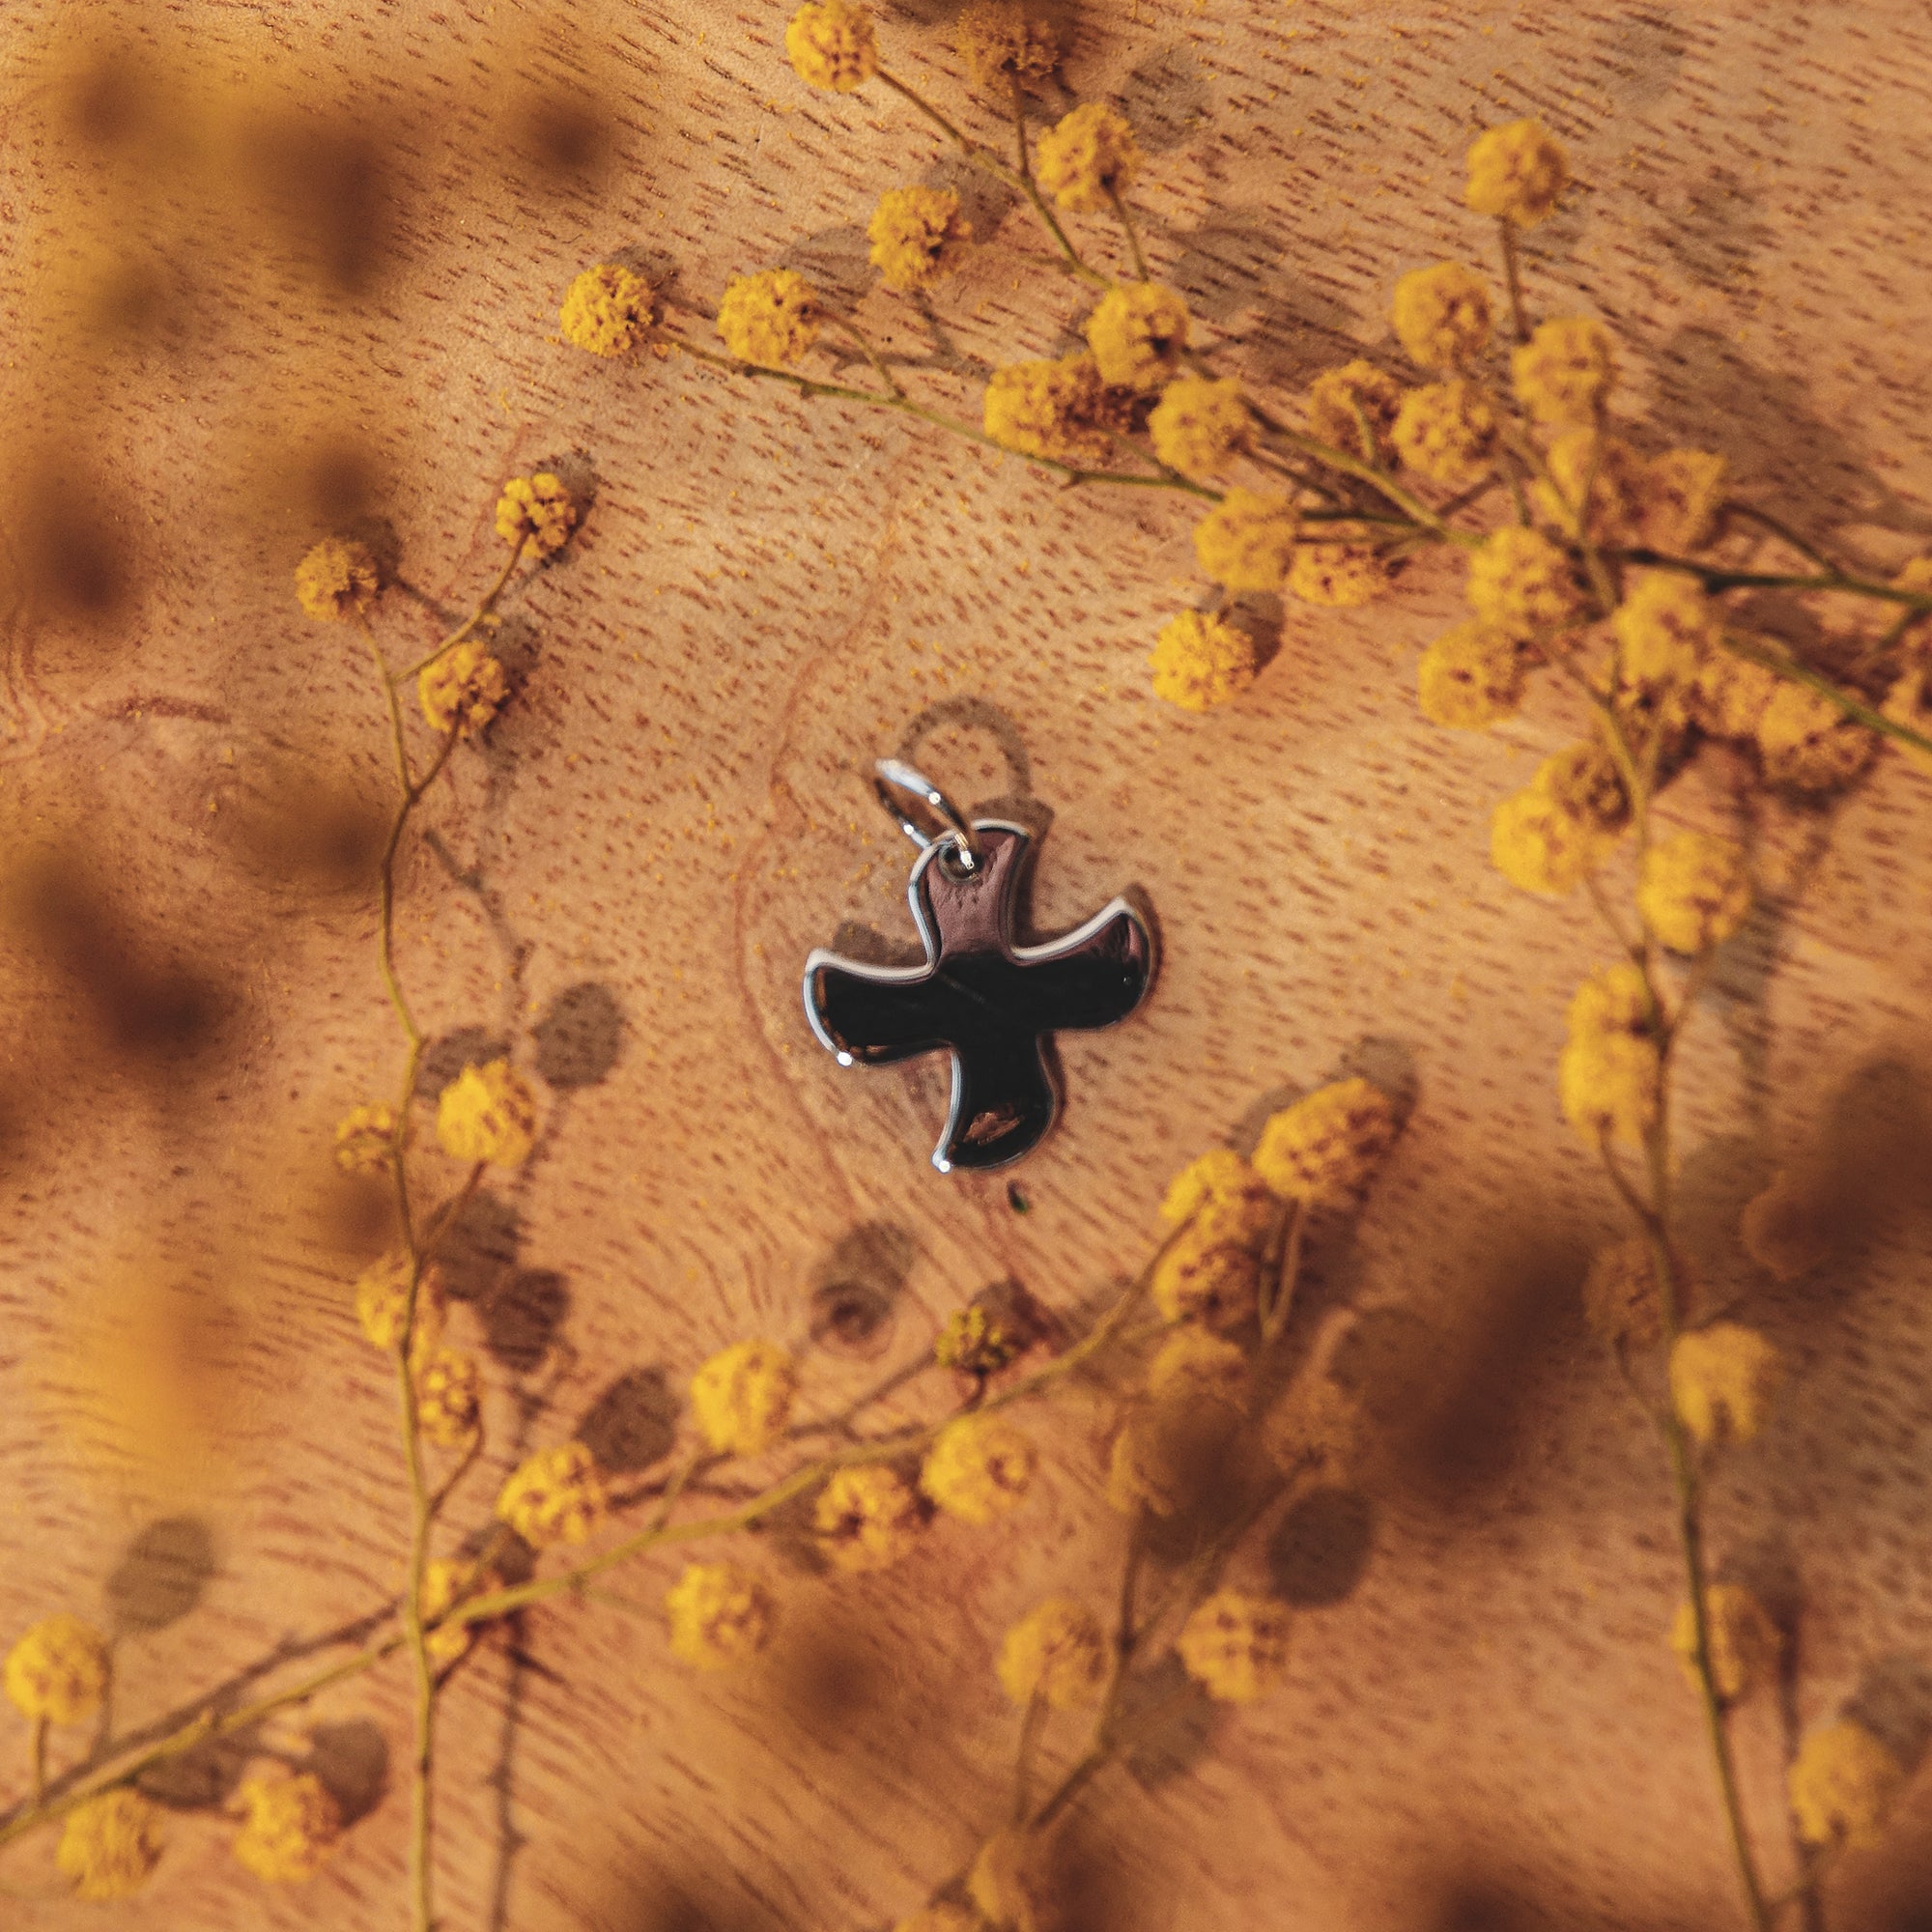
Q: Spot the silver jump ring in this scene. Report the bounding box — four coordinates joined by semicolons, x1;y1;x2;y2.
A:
873;758;981;871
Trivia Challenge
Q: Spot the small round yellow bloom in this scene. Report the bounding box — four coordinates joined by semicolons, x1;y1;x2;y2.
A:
415;1348;483;1449
1535;429;1647;547
1755;683;1879;793
935;1303;1021;1376
1034;101;1141;213
1789;1719;1907;1851
784;0;878;91
418;638;509;739
1691;647;1783;741
691;1338;798;1456
1465;526;1588;639
1511;315;1617;425
996;1598;1108;1709
1192;489;1298;592
1253;1078;1398;1210
1670;1583;1779;1704
496;1440;609;1547
1149;1230;1260;1329
1306;358;1406;464
867;185;971;293
1151;1190;1273;1325
436;1058;539;1167
57;1787;165;1900
1390;263;1492;370
1085;282;1189;390
420;1559;494;1665
1417;620;1526;730
1392;379;1498;487
419;1555;500;1667
1158;1147;1277;1228
1538;738;1628;834
1581;1236;1676;1352
1670;1322;1782;1448
495;472;576;558
1559;964;1661;1146
921;1413;1037;1524
1638;831;1750;955
1464;118;1569;226
717;268;821;366
332;1101;396;1175
1642;449;1728;554
294;536;380;622
968;1832;1043;1932
983;353;1112;465
665;1561;775;1670
1145;1326;1246;1404
813;1463;923;1571
354;1250;447;1360
232;1773;342;1885
1150;609;1262;712
954;0;1062;84
6;1616;111;1725
1613;573;1718;690
1492;787;1602;896
1288;542;1388;610
1148;376;1249;481
1178;1588;1291;1703
558;261;654;356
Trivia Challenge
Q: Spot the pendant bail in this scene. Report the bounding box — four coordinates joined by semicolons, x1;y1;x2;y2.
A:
872;757;983;872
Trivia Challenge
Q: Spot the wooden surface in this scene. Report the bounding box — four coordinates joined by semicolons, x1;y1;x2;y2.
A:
3;2;1932;1927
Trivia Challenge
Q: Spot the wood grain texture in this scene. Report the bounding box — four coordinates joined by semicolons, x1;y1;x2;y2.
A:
2;2;1931;1928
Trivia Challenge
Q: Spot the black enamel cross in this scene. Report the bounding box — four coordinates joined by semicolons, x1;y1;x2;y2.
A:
803;821;1156;1172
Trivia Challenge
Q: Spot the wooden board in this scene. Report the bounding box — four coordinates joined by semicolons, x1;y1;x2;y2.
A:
2;2;1931;1927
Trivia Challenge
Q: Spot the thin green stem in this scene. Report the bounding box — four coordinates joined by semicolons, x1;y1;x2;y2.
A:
666;330;1216;497
0;1638;404;1855
1600;758;1775;1932
1616;549;1932;610
1718;631;1932;764
1010;1691;1047;1824
428;1431;484;1524
1498;216;1529;344
878;69;1108;288
1105;183;1151;282
828;314;904;399
1722;502;1843;576
403;544;526;681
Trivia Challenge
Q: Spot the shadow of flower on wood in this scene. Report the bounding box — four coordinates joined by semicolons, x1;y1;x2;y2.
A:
104;1515;216;1636
576;1366;679;1475
808;1219;920;1361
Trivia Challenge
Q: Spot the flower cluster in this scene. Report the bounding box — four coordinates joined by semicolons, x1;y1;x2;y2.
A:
496;1440;610;1548
436;1058;540;1166
868;185;971;293
559;262;654;357
691;1338;798;1455
295;535;380;622
232;1773;343;1885
1669;1322;1783;1448
1149;609;1263;713
996;1598;1108;1708
1557;964;1661;1147
495;472;577;558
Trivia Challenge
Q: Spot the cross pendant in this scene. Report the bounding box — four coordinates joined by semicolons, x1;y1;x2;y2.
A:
803;820;1156;1173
